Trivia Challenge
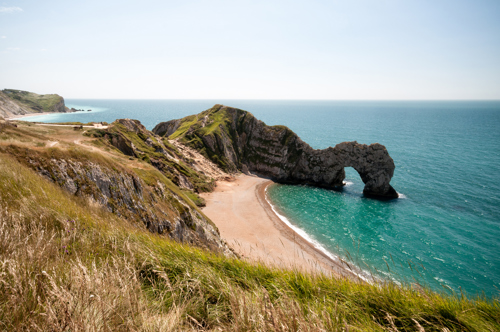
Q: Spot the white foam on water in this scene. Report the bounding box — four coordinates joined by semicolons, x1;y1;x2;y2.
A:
432;256;445;263
398;192;407;199
11;105;108;121
264;186;373;283
344;180;354;187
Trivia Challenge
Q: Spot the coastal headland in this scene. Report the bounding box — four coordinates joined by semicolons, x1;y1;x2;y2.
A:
0;89;71;119
154;104;398;199
1;99;498;330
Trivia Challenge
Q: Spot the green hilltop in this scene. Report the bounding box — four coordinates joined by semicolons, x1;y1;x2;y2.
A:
2;88;67;114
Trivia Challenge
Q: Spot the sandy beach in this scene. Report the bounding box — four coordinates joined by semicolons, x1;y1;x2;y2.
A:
6;111;60;120
200;174;359;278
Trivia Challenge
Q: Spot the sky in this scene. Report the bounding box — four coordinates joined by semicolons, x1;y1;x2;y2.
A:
0;0;499;99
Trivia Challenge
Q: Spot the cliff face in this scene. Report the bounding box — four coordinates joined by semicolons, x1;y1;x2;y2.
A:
86;118;229;193
3;144;232;256
153;105;398;199
0;89;69;118
0;90;30;118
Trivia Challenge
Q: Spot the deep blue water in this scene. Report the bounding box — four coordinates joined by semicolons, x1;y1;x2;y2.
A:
20;100;500;297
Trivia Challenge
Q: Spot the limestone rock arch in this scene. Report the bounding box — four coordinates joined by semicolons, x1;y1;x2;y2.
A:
154;105;399;200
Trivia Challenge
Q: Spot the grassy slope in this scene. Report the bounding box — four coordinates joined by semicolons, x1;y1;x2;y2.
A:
166;105;240;172
0;123;499;330
168;105;233;142
87;121;215;195
0;120;214;233
2;89;64;113
167;105;300;173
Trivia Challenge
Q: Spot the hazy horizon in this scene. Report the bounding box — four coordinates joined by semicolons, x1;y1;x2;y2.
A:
1;0;499;100
64;98;500;101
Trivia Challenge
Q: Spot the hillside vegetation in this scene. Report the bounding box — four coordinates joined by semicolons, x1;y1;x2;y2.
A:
0;118;499;331
0;89;68;118
2;89;67;112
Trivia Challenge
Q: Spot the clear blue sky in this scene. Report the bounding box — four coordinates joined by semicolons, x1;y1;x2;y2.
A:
1;0;499;99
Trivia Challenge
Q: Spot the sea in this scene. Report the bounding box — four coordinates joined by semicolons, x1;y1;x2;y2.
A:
19;99;500;297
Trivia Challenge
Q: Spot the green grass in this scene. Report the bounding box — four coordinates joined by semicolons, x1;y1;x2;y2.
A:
182;189;206;207
167;104;302;174
1;149;499;331
170;105;231;140
102;121;215;193
169;114;202;140
2;89;64;113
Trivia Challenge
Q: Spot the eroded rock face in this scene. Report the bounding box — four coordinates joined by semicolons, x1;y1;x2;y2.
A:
0;89;69;118
102;118;219;192
152;119;181;137
8;146;232;255
0;91;30;118
293;142;398;199
154;105;398;199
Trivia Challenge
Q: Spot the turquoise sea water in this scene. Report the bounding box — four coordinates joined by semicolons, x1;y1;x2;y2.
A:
22;100;500;297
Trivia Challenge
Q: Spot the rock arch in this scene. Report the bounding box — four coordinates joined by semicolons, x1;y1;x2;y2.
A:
330;141;398;199
154;105;399;200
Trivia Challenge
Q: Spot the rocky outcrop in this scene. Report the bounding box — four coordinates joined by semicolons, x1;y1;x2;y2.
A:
5;145;232;255
52;98;67;113
89;118;222;193
153;119;182;137
0;90;30;118
154;105;398;199
0;89;69;118
169;139;231;181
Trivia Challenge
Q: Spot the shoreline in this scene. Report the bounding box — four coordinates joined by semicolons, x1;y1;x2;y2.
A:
200;174;364;279
6;111;65;121
257;180;368;280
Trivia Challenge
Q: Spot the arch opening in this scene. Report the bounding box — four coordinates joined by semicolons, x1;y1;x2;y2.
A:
342;166;362;190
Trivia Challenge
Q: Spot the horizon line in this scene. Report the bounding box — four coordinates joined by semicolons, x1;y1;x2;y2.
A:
62;98;500;101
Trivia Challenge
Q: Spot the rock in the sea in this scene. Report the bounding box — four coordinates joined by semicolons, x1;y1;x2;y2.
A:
153;104;398;199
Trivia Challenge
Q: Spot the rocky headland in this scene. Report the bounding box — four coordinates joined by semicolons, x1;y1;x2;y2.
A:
153;104;398;199
0;89;70;118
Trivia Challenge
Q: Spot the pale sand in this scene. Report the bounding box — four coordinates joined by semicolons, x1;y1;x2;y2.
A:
6;111;60;120
200;174;360;278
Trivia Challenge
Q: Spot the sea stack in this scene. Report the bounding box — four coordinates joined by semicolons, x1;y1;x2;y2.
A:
153;104;398;199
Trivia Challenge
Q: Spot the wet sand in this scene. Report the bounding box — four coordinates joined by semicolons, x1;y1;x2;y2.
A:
200;174;359;278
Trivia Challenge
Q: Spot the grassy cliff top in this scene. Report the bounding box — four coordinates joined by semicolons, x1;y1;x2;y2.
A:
167;104;236;139
2;88;65;113
159;104;303;173
169;104;295;142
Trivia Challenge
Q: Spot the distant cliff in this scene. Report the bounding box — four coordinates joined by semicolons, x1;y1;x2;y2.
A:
153;104;398;199
0;89;69;118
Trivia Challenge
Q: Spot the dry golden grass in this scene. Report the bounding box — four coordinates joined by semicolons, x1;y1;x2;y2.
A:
1;145;499;331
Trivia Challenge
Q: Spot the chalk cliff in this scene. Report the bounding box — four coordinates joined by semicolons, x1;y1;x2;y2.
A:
153;104;398;199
